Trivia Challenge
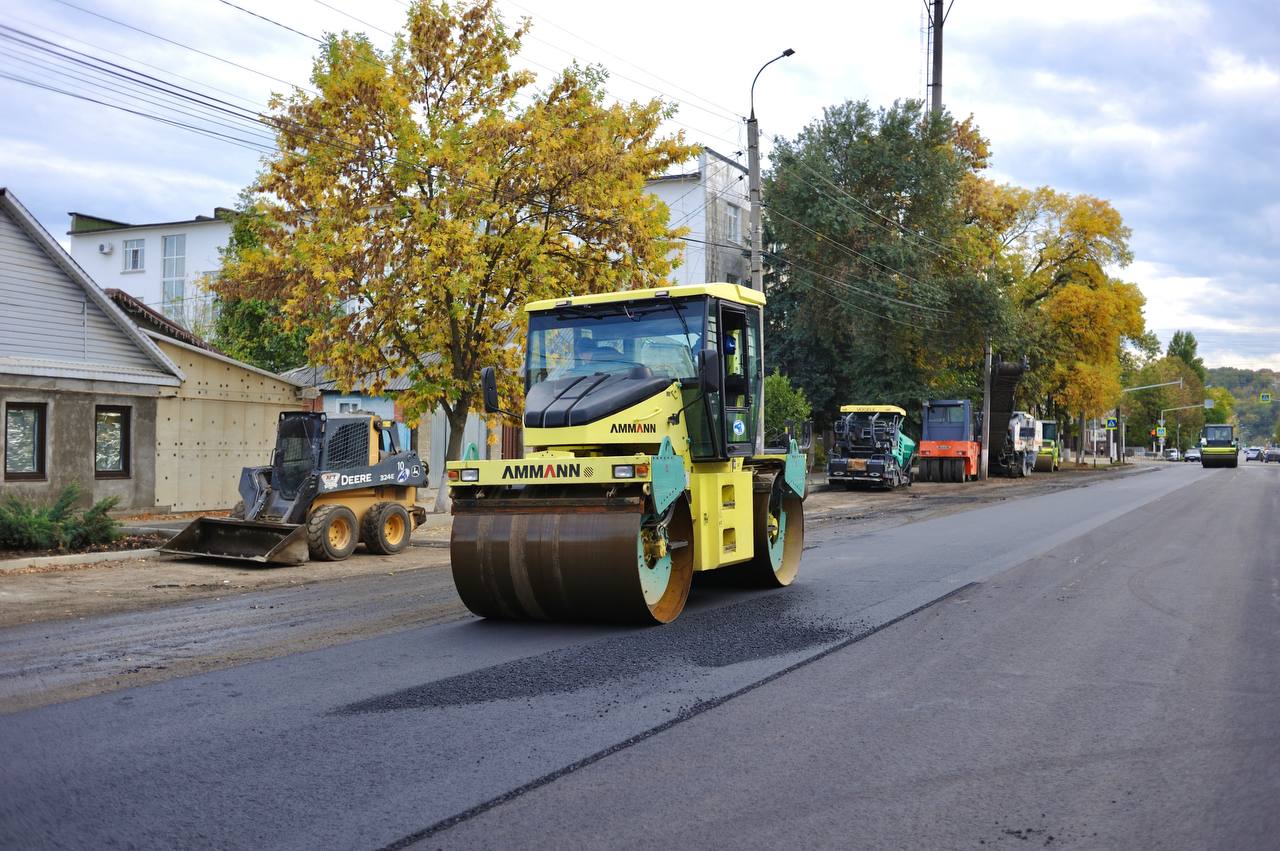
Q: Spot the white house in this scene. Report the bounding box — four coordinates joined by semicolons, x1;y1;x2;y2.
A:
67;208;233;333
645;147;750;286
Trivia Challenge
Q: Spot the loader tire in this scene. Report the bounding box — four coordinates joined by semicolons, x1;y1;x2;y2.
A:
362;502;411;555
307;505;358;561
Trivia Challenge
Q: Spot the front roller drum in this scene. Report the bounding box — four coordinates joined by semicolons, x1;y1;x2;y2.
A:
450;502;695;624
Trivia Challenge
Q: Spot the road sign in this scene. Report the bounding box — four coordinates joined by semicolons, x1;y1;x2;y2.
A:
1262;391;1273;403
1105;417;1118;430
1204;398;1214;409
1156;426;1167;438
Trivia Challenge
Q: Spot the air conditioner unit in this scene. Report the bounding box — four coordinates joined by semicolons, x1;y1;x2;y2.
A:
98;241;114;255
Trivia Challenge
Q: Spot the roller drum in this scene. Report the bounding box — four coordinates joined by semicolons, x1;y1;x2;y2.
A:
450;503;693;624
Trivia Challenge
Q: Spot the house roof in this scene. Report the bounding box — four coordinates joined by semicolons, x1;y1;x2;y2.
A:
280;364;420;393
105;288;219;353
0;187;183;387
68;207;237;235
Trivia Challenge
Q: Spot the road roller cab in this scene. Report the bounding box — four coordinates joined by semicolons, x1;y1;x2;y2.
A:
1035;420;1062;472
446;283;808;624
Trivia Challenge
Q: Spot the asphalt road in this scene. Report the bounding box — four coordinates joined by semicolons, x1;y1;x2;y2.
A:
2;462;1275;849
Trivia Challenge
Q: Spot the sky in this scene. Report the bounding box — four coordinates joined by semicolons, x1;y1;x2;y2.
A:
1;0;1276;370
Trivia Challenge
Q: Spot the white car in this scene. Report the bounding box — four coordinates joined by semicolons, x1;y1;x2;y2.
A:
1164;448;1180;461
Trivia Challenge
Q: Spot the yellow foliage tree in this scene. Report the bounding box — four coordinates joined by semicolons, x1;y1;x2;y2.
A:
216;0;695;469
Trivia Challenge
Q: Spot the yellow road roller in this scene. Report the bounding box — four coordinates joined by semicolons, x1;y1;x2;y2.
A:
445;283;808;624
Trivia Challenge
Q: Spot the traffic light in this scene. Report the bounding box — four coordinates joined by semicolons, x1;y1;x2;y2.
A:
1150;429;1156;436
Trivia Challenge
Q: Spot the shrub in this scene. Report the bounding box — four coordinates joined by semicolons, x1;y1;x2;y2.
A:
763;370;812;447
0;485;121;551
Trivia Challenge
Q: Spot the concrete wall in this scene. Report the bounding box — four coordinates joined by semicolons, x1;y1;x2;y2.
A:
153;339;305;511
645;150;750;286
69;219;231;332
1;378;158;511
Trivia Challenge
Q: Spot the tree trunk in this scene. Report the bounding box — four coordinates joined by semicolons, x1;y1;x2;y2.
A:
1077;410;1087;465
432;403;472;514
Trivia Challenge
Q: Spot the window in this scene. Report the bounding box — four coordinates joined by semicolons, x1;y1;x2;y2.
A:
161;234;186;319
338;402;360;414
725;204;742;244
122;238;145;272
4;402;46;480
94;406;131;478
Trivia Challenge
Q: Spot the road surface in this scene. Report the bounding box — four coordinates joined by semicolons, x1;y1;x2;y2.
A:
1;462;1276;849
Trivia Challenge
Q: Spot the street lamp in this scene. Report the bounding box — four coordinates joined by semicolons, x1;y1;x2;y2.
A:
747;48;794;292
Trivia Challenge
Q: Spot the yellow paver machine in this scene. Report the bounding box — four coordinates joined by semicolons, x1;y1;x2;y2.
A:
446;284;808;624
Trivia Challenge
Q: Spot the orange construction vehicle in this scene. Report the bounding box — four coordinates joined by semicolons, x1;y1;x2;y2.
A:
917;399;981;482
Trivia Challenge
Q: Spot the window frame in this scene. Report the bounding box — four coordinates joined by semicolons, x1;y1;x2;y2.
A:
122;238;145;272
725;204;742;244
161;233;187;318
4;401;47;481
94;404;132;480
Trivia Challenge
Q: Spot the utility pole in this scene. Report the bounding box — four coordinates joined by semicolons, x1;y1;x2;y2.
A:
979;341;991;480
927;0;950;114
747;49;794;292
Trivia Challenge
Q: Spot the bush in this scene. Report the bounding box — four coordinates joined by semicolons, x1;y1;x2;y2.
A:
763;370;812;447
0;485;121;552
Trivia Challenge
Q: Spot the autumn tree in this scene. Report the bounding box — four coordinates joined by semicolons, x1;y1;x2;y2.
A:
976;183;1147;442
216;0;695;480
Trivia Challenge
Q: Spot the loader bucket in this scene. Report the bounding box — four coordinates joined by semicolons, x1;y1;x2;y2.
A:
160;517;309;565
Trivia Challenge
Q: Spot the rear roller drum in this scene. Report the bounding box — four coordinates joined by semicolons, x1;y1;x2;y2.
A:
744;477;804;587
450;499;694;624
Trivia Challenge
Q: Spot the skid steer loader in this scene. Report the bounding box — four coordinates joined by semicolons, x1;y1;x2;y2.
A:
161;412;428;564
445;283;808;625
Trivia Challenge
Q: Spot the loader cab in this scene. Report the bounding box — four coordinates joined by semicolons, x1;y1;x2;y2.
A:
273;413;324;500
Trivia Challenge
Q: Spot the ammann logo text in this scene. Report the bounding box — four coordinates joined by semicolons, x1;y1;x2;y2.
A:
501;463;582;480
610;422;657;434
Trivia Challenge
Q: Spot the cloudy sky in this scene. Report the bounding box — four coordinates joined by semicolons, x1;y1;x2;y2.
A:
2;0;1276;369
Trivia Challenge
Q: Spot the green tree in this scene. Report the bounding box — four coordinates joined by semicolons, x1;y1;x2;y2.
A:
762;370;812;447
763;101;1000;426
213;298;309;373
1166;330;1207;383
215;0;694;474
1204;386;1235;424
211;195;309;372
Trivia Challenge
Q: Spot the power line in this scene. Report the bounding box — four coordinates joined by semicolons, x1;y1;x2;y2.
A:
217;0;322;43
765;205;939;296
50;0;317;93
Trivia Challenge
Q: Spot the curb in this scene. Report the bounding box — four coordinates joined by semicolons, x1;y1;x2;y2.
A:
0;547;161;573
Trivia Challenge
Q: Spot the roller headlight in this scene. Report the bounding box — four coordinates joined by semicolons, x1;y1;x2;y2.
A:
612;464;635;479
460;468;480;482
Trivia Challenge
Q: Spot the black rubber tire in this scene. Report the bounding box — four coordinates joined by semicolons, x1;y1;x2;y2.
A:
362;502;411;555
307;504;359;561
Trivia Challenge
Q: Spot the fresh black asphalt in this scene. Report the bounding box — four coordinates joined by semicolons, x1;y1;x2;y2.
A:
3;462;1273;849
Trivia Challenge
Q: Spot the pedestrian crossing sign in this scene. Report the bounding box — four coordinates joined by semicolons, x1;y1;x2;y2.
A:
1105;417;1118;430
1156;426;1167;438
1262;391;1272;403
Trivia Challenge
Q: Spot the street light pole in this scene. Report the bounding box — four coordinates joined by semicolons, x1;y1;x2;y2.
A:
748;48;794;292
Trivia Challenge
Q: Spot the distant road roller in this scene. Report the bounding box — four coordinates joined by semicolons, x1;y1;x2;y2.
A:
1199;423;1239;468
445;284;808;624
